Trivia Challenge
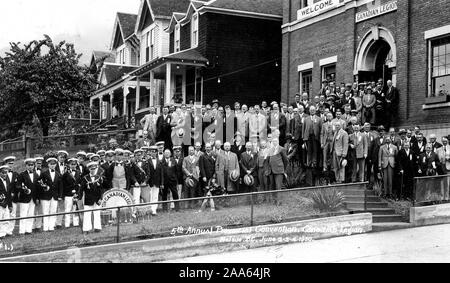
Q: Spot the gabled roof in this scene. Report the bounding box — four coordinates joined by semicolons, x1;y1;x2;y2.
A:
166;12;187;33
99;64;138;87
135;0;192;33
111;12;138;49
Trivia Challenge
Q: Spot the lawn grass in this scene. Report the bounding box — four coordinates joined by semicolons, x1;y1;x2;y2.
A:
0;190;335;258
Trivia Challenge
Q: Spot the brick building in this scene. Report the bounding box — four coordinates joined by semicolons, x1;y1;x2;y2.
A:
282;0;450;136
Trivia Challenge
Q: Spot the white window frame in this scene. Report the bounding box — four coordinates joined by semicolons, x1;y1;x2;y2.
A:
175;24;181;52
299;69;313;96
191;13;199;48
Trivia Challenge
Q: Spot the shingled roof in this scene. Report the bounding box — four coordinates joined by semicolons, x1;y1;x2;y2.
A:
102;64;137;85
206;0;283;17
117;12;138;39
149;0;192;17
93;51;115;63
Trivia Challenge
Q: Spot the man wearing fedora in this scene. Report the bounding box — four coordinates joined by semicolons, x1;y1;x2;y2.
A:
216;142;240;194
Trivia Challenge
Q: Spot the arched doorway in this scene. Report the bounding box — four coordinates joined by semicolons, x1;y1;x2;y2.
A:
354;26;397;86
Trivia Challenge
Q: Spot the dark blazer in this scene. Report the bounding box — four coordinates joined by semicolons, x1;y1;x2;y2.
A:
62;170;82;197
173;156;184;185
398;149;417;176
418;152;440;176
39;170;64;201
77;164;88;177
80;173;104;206
55;162;67;175
105;162;138;191
161;158;178;186
7;171;19;203
134;160;150;185
147;158;164;188
16;171;40;203
303;115;323;141
156;114;172;142
199;152;216;180
411;141;427;157
231;144;246;161
0;178;12;208
240;151;258;178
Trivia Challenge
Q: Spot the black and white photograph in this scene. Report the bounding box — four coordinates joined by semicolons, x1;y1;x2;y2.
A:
0;0;449;268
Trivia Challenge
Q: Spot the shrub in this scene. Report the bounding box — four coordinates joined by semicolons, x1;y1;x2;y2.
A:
310;189;345;213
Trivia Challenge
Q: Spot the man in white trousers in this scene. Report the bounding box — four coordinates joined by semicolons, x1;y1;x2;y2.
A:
39;157;63;232
17;158;39;235
80;162;104;233
0;165;14;238
148;146;163;216
62;158;82;228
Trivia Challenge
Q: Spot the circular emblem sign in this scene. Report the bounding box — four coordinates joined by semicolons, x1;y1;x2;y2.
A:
100;189;134;215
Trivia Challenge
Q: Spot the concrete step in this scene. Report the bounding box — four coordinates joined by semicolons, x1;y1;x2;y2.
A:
344;196;381;202
372;222;412;232
373;215;405;223
339;189;377;196
346;202;389;210
364;208;397;215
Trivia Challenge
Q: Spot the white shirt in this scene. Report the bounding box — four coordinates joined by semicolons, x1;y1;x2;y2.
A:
50;170;55;182
152;159;157;169
28;172;34;183
7;172;12;182
1;178;7;190
59;163;65;173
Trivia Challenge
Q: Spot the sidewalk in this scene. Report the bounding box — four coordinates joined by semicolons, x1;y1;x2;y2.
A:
163;224;450;263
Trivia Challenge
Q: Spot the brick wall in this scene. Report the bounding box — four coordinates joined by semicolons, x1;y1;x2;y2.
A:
283;0;450;129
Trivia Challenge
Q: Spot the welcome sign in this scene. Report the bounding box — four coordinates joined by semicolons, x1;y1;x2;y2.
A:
297;0;340;22
356;1;398;23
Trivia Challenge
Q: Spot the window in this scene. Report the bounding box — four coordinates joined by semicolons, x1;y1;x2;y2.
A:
191;13;199;48
430;37;450;97
175;24;181;52
322;64;336;84
118;49;125;65
145;29;156;62
299;70;312;95
300;0;320;8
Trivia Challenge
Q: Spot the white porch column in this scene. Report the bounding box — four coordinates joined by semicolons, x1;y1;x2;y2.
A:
109;92;114;119
123;85;129;118
149;71;155;107
89;97;94;125
136;77;141;111
165;63;172;105
182;68;187;104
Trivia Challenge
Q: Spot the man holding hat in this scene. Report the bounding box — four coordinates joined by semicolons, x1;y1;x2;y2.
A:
39;157;63;231
240;142;258;193
173;146;184;206
378;136;399;198
161;149;180;212
216;142;240;194
183;146;201;209
80;161;104;233
16;158;40;235
0;165;14;238
62;158;82;228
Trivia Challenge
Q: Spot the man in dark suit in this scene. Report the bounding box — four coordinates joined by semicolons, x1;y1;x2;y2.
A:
80;162;104;233
173;146;184;204
372;126;386;183
384;80;399;129
240;142;258;193
16;158;40;235
268;104;287;146
199;143;216;191
417;144;440;177
411;133;427;157
397;142;417;200
291;94;303;110
0;165;13;238
161;150;180;212
105;149;138;192
39;157;63;232
156;106;173;150
291;107;305;167
147;146;163;215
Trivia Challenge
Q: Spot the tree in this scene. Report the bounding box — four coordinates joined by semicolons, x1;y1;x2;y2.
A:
0;35;99;137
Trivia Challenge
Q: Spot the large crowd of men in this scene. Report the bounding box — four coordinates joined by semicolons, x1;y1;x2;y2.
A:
0;79;449;238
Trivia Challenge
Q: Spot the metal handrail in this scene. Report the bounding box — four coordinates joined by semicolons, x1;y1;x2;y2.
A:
0;182;367;243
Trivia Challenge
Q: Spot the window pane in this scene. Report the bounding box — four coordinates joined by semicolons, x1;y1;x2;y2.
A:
439;65;446;76
447;43;450;54
433;57;439;68
433;67;439;77
434;46;439;56
446;54;450;65
439;55;446;66
434;75;450;96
